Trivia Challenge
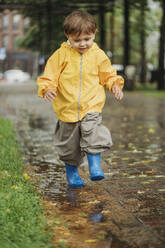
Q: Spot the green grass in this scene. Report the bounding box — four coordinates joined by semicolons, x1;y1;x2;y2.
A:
134;82;165;98
142;91;165;99
134;82;157;91
0;118;53;248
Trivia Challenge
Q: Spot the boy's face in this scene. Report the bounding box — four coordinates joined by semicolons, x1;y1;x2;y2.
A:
67;33;95;54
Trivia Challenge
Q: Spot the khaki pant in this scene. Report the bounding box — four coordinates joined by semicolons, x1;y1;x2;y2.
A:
54;113;113;166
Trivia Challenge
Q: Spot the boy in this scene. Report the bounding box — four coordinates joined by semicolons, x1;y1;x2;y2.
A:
37;11;124;188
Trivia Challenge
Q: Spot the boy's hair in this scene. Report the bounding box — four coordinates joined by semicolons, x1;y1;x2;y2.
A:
63;11;97;36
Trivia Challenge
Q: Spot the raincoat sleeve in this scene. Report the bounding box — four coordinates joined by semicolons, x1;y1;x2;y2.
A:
98;54;124;92
37;49;66;97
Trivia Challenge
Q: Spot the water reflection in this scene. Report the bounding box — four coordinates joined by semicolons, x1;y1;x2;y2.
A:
65;188;81;203
90;213;103;223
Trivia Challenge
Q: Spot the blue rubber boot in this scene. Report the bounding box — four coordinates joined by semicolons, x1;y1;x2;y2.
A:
65;163;84;188
87;153;104;181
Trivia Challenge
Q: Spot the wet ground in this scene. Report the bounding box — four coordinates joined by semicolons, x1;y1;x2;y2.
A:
0;82;165;247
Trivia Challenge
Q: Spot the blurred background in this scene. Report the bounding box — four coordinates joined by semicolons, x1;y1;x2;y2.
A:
0;0;164;91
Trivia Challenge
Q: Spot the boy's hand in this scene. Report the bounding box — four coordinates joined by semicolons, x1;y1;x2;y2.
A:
112;84;123;100
44;89;57;102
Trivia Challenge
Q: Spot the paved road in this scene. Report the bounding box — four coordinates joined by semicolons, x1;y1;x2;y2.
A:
0;82;165;247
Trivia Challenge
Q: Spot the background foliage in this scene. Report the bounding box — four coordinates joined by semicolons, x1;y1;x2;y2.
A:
0;0;164;89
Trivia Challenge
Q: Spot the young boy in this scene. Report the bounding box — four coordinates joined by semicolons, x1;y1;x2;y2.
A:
37;11;124;188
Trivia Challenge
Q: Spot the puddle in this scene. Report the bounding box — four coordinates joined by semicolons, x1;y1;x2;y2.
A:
90;213;104;223
34;162;67;202
29;114;48;130
7;87;164;247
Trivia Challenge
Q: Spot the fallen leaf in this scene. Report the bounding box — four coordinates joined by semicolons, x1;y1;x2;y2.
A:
64;233;71;236
78;213;88;217
101;210;111;214
142;160;154;164
146;170;154;174
141;181;150;184
88;200;100;204
132;149;141;153
23;173;30;180
148;128;155;134
128;176;136;179
139;174;147;178
137;191;145;194
85;239;97;243
154;175;165;178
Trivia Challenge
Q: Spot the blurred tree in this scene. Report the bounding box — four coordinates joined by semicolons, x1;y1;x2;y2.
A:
98;0;106;50
123;0;130;69
139;0;148;84
109;0;115;63
0;0;163;89
157;0;165;90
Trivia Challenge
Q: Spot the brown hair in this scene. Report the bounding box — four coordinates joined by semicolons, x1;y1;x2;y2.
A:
63;11;97;36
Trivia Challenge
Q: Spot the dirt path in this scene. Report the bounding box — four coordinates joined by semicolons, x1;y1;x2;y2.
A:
0;82;165;247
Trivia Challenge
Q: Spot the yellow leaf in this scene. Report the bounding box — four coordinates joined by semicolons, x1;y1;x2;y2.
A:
78;213;88;217
142;160;154;164
148;128;155;134
141;181;150;184
23;173;30;180
64;233;71;236
146;170;154;174
112;162;117;165
58;239;67;244
85;239;97;243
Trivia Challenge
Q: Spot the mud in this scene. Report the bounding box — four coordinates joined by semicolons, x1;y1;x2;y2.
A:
0;82;165;247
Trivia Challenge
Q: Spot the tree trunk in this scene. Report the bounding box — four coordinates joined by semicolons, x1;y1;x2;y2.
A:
45;0;52;57
37;10;43;55
140;0;147;83
158;0;165;90
110;0;115;63
123;0;130;69
99;0;106;50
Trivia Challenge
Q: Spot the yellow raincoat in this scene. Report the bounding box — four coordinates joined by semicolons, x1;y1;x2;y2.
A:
37;42;124;122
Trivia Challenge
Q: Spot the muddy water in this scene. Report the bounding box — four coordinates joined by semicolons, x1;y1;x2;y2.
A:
0;83;165;247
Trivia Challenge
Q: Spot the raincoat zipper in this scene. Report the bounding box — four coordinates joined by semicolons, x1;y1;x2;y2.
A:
78;54;83;120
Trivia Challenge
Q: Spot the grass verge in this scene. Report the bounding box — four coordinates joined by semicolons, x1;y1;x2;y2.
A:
134;82;165;98
142;91;165;99
0;118;53;248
